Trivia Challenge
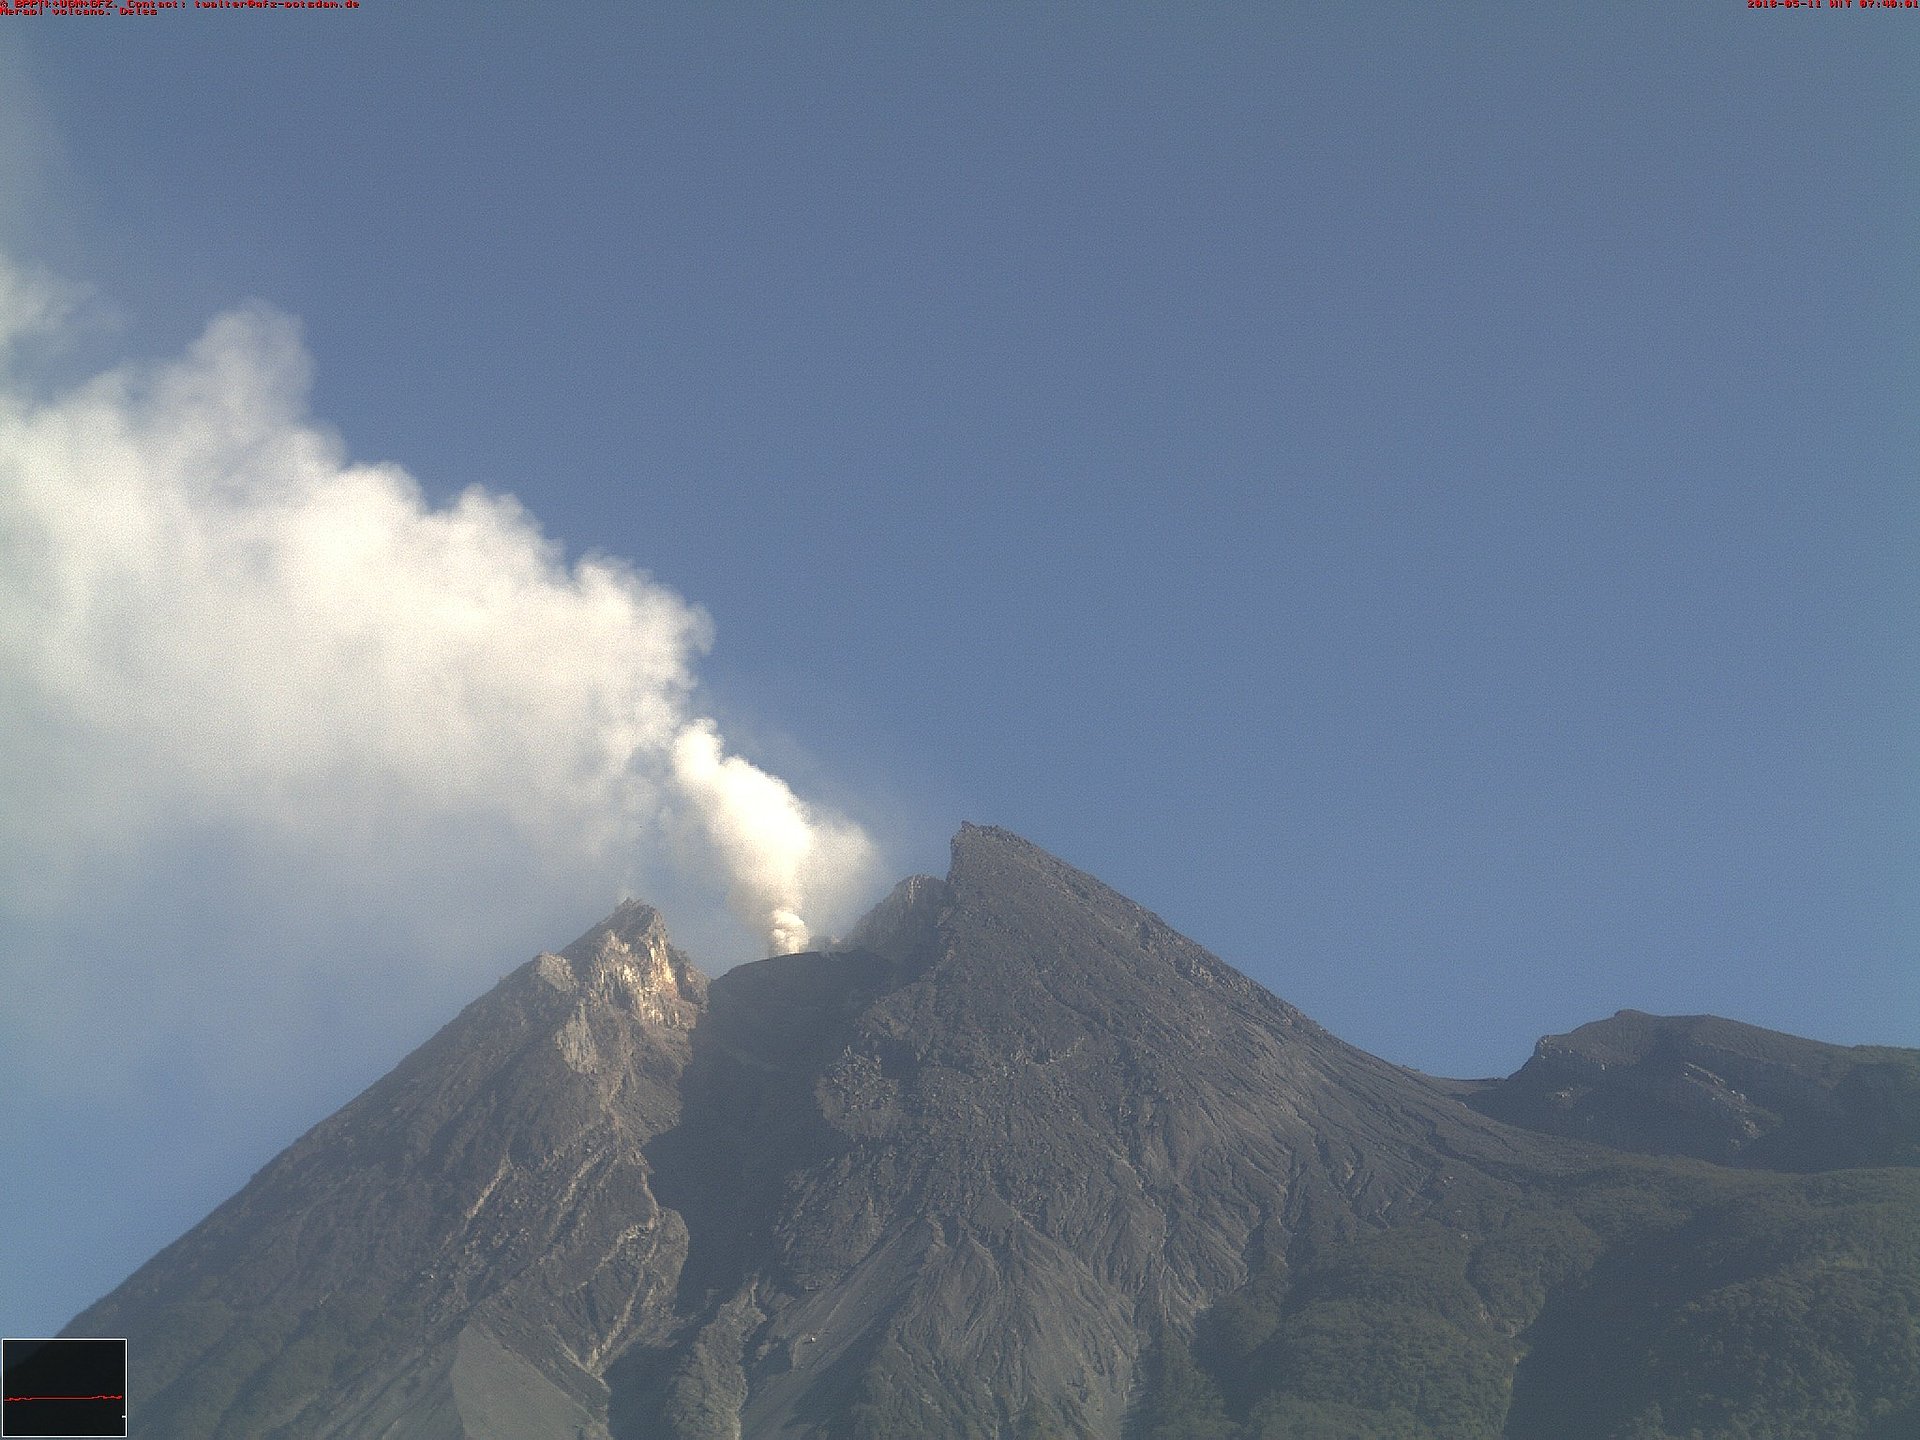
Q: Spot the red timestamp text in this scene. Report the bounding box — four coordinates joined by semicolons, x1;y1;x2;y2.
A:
0;0;359;12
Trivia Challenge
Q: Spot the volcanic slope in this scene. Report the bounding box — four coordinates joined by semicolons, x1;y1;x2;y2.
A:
67;825;1920;1438
626;826;1562;1439
69;900;706;1439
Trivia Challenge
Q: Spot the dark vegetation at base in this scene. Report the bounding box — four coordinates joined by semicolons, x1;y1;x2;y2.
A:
1126;1164;1920;1439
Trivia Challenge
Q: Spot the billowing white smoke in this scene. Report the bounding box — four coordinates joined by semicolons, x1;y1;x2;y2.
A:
670;719;875;954
0;254;876;957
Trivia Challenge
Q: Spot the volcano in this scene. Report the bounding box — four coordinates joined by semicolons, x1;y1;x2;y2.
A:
67;826;1920;1438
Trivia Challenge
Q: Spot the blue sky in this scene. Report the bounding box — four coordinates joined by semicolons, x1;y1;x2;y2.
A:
2;3;1915;1337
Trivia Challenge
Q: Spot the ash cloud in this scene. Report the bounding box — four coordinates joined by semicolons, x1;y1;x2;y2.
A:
0;254;879;971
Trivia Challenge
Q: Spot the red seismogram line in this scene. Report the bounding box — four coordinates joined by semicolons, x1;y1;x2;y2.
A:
4;1392;124;1401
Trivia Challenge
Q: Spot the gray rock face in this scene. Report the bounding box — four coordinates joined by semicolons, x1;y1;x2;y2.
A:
630;826;1553;1438
70;900;702;1438
64;828;1920;1438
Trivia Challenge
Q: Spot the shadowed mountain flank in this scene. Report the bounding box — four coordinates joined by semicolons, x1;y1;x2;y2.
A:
65;828;1920;1438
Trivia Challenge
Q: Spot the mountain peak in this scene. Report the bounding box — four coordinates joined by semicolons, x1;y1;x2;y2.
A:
945;820;1122;909
534;896;706;1023
941;821;1280;1003
950;819;1052;867
839;872;946;967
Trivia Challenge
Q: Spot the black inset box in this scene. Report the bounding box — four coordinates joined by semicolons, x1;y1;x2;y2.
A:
1;1339;127;1438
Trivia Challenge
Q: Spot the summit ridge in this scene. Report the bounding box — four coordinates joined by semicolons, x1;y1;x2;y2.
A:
542;897;707;1025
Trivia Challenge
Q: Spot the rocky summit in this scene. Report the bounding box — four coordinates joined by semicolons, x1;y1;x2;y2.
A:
68;826;1920;1438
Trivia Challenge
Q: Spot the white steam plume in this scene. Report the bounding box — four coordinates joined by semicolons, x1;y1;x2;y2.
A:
0;254;876;956
671;719;875;954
